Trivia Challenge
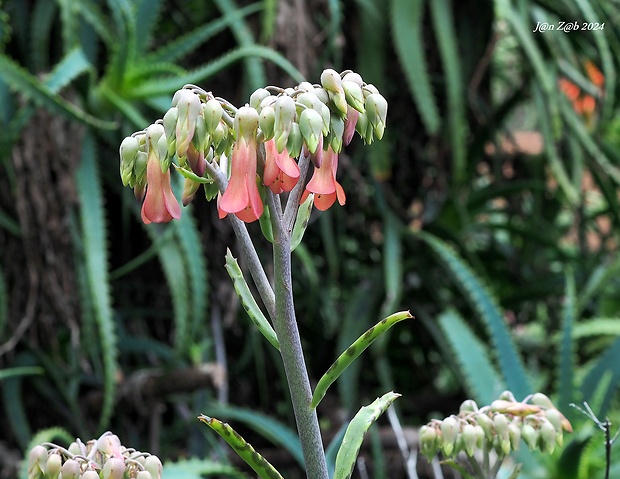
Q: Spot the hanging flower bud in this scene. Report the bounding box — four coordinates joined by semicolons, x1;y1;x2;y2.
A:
461;424;478;456
203;99;224;133
60;459;81;479
286;122;303;159
498;390;517;402
250;88;271;110
343;107;359;146
119;136;140;186
137;471;153;479
521;423;539;450
182;178;201;206
45;453;62;479
175;89;202;158
440;416;459;456
365;93;388;140
145;455;163;479
102;457;125;479
342;71;363;86
342;80;365;113
67;442;83;456
508;422;521;451
299;108;324;154
163;107;178;156
259;106;276;140
320;69;348;117
274;95;296;153
475;412;495;442
539;419;557;454
419;425;439;460
530;393;553;408
28;445;48;477
459;399;479;413
329;115;345;153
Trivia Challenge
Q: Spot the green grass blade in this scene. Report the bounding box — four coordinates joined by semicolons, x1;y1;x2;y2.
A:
557;269;576;410
163;458;247;479
333;392;401;479
0;54;116;130
429;0;466;184
390;0;441;134
438;309;504;404
129;45;304;99
198;415;284;479
206;404;304;468
0;366;44;381
76;131;118;430
311;311;412;409
417;231;532;398
225;250;279;350
580;337;620;417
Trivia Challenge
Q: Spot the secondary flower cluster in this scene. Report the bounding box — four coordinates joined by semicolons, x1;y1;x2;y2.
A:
28;432;162;479
419;391;572;460
119;69;387;224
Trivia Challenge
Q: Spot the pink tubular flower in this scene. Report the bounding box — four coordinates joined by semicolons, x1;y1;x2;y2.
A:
300;146;346;211
219;138;264;222
141;155;182;224
263;138;300;194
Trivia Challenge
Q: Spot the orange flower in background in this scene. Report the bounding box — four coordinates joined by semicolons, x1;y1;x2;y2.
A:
141;155;182;224
218;138;264;223
301;147;346;211
559;61;604;121
263;138;300;194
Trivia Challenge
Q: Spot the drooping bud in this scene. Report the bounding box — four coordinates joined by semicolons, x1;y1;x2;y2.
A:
508;422;521;451
234;106;259;144
342;80;365;113
498;390;517;402
162;107;179;157
320;69;348;117
539;419;557;454
365;93;388;140
475;412;494;442
60;459;81;479
286;122;303;159
203;99;224;133
299;108;324;154
259;106;276;140
144;455;163;479
343;107;359;146
521;423;539;450
530;393;553;408
45;453;62;479
329;115;345;153
250;88;270;110
274;95;296;153
182;178;201;206
459;399;479;413
102;457;126;479
175;89;202;158
82;470;100;479
419;425;439;460
28;445;48;478
136;471;153;479
67;442;83;456
440;416;459;456
461;424;478;456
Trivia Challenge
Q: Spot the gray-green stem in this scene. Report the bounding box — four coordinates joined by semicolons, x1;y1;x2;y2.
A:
272;231;329;479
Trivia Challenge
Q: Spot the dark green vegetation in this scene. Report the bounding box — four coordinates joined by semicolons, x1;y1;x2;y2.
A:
1;0;620;478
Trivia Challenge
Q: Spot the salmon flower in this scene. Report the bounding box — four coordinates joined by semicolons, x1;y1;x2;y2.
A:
141;154;182;224
218;137;264;222
263;138;300;194
301;146;346;211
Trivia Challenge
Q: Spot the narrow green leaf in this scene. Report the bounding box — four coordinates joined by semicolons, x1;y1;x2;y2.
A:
163;458;247;479
438;309;504;404
558;269;576;410
580;337;620;417
391;0;441;134
0;54;116;129
572;318;620;339
198;415;284;479
258;201;275;243
172;165;214;185
311;311;412;409
30;0;57;71
224;249;279;350
206;404;304;468
291;192;313;251
76;132;118;430
333;392;401;479
44;47;93;94
134;0;163;54
0;366;44;381
417;231;532;398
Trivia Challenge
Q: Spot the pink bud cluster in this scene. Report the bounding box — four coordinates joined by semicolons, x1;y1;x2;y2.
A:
419;391;572;461
28;432;162;479
119;69;388;224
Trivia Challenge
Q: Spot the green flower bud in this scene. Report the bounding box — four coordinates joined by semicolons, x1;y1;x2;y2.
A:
314;87;329;105
193;113;209;153
60;459;81;479
274;95;296;144
530;393;553;408
286;122;303;159
102;457;125;479
299;108;323;154
28;445;48;477
250;88;270;110
329;115;344;153
462;424;478;456
539;419;556;454
320;69;342;94
365;93;387;140
440;416;459;457
342;80;365;113
163;107;178;142
363;83;380;96
203;99;224;133
136;471;153;479
234;106;259;143
508;422;521;451
521;423;539;450
297;81;315;93
182;178;201;206
493;413;510;441
545;408;563;433
473;424;485;448
498;390;517;402
459;400;479;413
342;71;364;86
475;412;495;442
68;442;83;456
46;453;62;479
419;425;438;460
212;122;228;150
82;470;100;479
259;106;276;140
175;89;202;158
144;455;162;479
120;136;140;168
134;151;148;182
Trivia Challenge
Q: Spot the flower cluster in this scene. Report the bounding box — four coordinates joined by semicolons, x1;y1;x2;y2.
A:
119;69;387;223
419;391;572;461
28;432;162;479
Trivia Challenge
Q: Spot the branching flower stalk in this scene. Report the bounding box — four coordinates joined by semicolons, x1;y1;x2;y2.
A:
117;69;389;479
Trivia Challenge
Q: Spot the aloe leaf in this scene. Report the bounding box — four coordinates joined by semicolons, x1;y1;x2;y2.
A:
291;192;313;251
558;270;576;410
391;0;441;135
224;249;279;350
580;337;620;417
438;309;504;404
30;0;57;71
76;132;118;430
198;415;284;479
333;392;401;479
0;54;116;130
134;0;163;55
429;0;466;184
418;231;532;398
0;366;43;381
45;47;93;93
0;263;6;339
129;45;304;99
572;319;620;338
206;404;304;468
311;311;412;409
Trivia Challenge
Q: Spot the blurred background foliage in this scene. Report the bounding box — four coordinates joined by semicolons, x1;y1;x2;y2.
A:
1;0;620;478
